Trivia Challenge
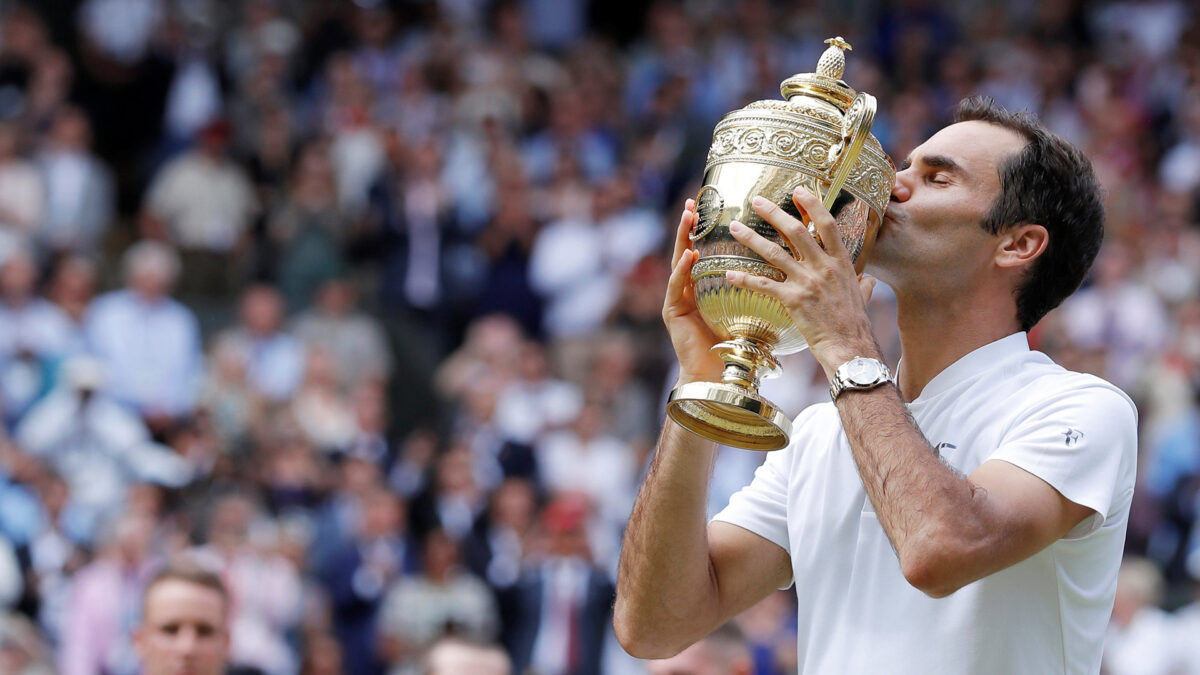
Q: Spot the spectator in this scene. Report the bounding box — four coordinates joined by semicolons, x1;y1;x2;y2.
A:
213;284;306;403
60;512;158;675
188;493;303;675
291;278;393;390
85;241;203;425
0;247;79;425
140;118;258;298
499;495;614;675
133;559;231;675
463;477;538;590
35;106;115;255
16;356;191;528
377;527;499;675
44;254;97;329
0;122;44;238
268;141;346;309
1103;557;1181;675
321;488;416;675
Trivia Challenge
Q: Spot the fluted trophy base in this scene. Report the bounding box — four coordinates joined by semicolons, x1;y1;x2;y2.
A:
667;382;792;451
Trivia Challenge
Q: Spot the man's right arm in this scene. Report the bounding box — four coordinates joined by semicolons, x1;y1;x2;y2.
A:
613;418;791;658
613;201;791;658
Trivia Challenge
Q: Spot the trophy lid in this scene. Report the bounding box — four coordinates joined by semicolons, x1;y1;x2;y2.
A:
779;37;857;110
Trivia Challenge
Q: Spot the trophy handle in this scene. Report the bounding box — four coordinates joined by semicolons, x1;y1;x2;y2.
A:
820;92;877;212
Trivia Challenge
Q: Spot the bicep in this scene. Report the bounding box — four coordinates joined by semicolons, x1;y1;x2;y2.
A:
964;459;1096;571
708;521;792;620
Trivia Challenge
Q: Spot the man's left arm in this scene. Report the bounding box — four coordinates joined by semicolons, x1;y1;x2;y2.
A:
831;381;1099;597
725;188;1119;597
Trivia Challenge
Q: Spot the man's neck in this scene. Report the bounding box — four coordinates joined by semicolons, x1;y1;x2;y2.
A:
894;289;1021;402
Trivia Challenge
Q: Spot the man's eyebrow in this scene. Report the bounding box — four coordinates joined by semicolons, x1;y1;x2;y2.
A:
898;154;965;174
921;154;965;174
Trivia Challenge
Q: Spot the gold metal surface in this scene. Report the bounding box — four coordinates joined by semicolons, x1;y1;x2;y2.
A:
665;37;896;451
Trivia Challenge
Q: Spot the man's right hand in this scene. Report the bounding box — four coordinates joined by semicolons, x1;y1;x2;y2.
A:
664;200;724;385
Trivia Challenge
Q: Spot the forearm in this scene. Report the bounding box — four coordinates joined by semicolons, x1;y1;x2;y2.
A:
835;381;994;596
614;417;722;656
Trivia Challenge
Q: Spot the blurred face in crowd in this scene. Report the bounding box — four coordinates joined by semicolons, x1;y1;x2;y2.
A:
49;108;92;152
0;254;37;304
0;124;19;161
360;489;405;539
241;286;284;336
111;513;155;566
315;279;354;316
127;255;176;301
491;478;536;532
49;255;97;307
135;579;230;675
423;529;461;580
208;496;254;550
436;445;476;497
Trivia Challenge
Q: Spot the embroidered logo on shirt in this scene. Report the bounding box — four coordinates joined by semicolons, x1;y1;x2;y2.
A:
1062;428;1082;446
933;442;957;458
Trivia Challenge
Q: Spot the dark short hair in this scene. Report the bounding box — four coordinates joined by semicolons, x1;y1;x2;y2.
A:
143;558;230;615
954;97;1105;331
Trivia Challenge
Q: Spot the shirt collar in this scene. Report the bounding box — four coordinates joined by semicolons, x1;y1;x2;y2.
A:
903;332;1030;403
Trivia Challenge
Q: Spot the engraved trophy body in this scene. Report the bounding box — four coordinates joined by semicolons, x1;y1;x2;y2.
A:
666;38;895;451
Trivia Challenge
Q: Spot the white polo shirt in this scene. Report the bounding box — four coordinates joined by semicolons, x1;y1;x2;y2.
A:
713;333;1137;675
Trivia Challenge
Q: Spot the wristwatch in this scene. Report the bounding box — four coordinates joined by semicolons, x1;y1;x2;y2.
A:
830;356;894;401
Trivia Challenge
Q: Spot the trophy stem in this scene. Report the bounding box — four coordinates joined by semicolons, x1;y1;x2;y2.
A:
665;337;791;451
714;338;781;390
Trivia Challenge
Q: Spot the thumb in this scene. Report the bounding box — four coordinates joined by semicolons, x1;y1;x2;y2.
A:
858;274;878;304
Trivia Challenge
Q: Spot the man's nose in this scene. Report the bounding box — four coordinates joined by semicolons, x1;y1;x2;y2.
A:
890;175;911;202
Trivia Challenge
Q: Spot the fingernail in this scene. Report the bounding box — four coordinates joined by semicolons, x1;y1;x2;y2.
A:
729;221;744;233
751;196;766;207
795;186;809;196
726;271;741;282
685;198;695;209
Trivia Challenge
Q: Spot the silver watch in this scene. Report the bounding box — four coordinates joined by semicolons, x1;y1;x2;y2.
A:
830;357;894;400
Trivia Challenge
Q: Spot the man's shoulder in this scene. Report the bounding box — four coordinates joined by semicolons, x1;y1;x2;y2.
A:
1022;352;1136;416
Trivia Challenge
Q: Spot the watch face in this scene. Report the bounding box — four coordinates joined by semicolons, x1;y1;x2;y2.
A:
847;358;879;385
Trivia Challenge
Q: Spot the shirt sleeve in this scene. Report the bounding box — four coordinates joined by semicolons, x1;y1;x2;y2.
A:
711;408;817;558
986;376;1138;539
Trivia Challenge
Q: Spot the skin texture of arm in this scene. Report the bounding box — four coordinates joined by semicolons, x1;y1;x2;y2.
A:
614;421;791;658
613;203;791;658
726;187;1093;597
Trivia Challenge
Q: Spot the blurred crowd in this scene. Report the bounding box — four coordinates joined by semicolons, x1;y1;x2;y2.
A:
0;0;1192;673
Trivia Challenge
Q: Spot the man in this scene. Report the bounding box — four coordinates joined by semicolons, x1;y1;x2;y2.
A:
85;241;204;425
134;561;230;675
646;622;752;675
614;97;1136;673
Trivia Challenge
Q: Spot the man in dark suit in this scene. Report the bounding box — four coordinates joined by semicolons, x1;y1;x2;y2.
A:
499;494;614;675
320;488;417;675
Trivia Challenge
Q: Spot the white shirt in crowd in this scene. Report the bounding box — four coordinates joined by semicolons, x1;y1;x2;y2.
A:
84;290;203;417
715;332;1137;675
143;151;257;252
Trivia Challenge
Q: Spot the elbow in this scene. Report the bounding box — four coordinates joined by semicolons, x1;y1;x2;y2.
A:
612;599;688;660
899;542;969;599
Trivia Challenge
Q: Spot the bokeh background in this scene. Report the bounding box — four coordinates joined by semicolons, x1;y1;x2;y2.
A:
0;0;1193;673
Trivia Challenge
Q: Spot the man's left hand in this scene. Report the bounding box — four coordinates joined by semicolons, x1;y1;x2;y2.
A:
725;186;879;378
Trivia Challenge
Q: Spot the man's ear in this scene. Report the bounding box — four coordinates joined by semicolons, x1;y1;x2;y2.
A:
996;223;1048;270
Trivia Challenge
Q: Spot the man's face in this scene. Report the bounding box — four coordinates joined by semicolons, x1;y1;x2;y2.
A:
867;121;1027;295
135;580;230;675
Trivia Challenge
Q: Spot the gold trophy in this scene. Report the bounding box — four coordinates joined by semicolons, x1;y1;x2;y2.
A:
666;38;895;451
